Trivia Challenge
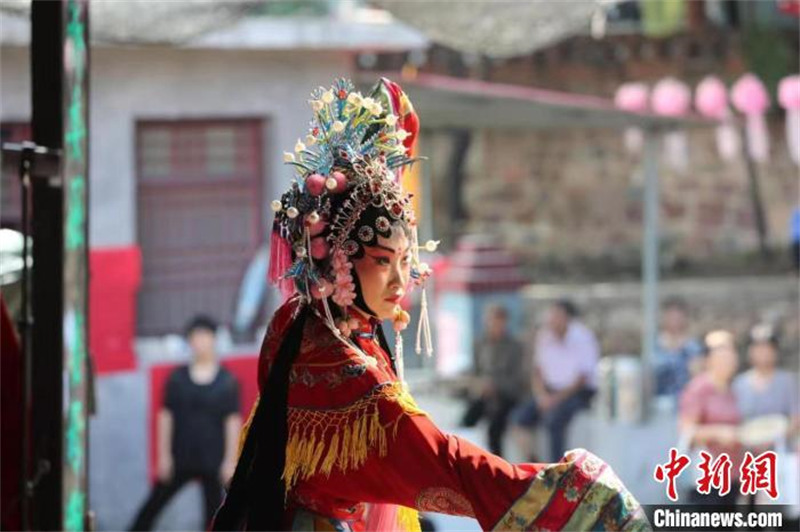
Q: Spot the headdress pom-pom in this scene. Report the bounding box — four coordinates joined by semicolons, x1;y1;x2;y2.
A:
393;307;410;332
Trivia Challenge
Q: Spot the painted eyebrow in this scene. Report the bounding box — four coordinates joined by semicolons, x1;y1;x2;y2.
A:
368;243;412;255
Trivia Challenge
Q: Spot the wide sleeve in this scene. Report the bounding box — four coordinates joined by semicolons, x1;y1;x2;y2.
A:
301;392;650;531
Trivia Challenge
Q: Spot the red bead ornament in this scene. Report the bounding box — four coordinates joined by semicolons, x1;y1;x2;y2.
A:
306;173;326;196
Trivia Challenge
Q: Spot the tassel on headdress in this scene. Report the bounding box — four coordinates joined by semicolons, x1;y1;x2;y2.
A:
268;227;294;299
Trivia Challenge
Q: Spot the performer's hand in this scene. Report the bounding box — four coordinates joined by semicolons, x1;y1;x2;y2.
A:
220;459;236;486
158;456;173;482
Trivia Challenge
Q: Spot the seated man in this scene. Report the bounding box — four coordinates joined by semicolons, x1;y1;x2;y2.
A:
460;304;527;457
511;300;598;462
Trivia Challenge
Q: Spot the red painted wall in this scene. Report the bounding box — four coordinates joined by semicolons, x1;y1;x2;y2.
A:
89;247;141;374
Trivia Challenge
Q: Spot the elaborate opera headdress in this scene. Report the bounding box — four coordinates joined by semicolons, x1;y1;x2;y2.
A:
267;78;436;375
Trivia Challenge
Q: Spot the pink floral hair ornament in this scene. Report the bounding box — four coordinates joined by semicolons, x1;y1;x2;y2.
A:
266;78;438;375
778;75;800;165
695;76;740;162
731;73;771;163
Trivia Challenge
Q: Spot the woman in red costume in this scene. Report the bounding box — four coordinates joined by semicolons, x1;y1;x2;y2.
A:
211;78;650;532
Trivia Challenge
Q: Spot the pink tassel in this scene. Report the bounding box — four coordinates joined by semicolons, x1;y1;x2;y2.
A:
786;110;800;165
731;74;771;163
746;113;769;163
716;115;740;162
364;503;400;532
624;128;643;153
615;83;649;155
778;75;800;165
267;230;295;299
695;76;740;162
663;131;689;173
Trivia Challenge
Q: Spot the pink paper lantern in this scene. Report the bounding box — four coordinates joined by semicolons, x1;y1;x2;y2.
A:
695;76;728;120
614;83;650;154
695;76;740;161
778;74;800;165
615;83;649;112
652;78;692;172
651;78;691;117
778;75;800;109
731;73;770;114
731;73;770;162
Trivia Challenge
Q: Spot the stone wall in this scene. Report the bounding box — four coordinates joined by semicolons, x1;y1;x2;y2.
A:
448;122;798;273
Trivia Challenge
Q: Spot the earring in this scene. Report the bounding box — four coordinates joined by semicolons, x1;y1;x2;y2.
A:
393;306;410;382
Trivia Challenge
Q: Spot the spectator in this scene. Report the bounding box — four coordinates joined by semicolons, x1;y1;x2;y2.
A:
653;297;704;398
733;324;799;435
129;315;242;531
511;300;599;462
460;304;527;457
679;330;742;505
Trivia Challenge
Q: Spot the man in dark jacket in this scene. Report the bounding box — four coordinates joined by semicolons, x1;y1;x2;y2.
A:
461;304;527;457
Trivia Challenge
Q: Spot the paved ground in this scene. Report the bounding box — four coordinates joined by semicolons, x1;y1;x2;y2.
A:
410;379;679;531
92;371;679;531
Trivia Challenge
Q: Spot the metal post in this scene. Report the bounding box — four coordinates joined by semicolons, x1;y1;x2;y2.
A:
30;1;65;529
61;1;91;529
640;129;660;420
19;146;33;532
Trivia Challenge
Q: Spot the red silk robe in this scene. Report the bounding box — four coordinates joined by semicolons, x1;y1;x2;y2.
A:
242;296;650;531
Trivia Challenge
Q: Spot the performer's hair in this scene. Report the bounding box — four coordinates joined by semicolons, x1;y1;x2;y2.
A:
211;304;310;531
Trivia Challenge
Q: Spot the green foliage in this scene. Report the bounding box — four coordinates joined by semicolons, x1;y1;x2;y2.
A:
742;26;794;109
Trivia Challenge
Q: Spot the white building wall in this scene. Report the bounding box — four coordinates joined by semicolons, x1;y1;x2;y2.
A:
1;44;353;247
0;44;356;530
0;46;30;122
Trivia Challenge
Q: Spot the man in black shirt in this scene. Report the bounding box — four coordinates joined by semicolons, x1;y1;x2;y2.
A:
129;315;241;530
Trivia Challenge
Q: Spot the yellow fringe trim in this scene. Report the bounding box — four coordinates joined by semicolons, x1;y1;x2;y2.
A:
397;506;422;532
283;382;425;489
237;396;260;459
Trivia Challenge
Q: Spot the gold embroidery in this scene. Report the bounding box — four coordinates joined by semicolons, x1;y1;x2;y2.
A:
415;487;475;517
